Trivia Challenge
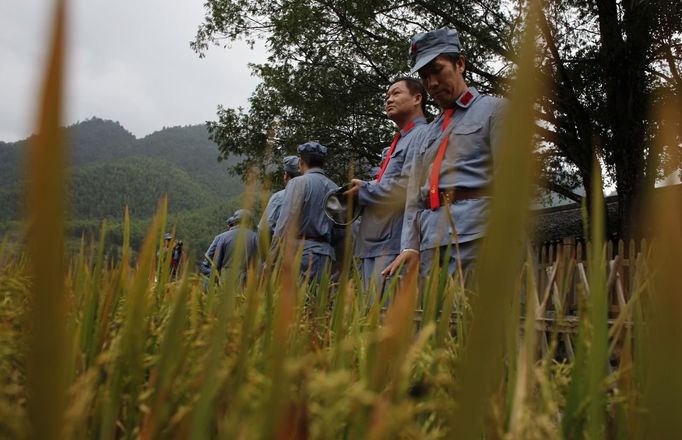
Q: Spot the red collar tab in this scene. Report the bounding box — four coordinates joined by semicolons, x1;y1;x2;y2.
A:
400;120;416;136
456;90;474;108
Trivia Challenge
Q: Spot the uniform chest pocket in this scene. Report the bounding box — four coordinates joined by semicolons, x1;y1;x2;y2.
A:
390;145;404;158
449;123;483;159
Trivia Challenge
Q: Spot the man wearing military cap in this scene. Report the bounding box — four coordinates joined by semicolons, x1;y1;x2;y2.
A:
272;142;339;281
383;28;506;279
259;155;300;238
212;209;259;280
345;77;428;291
199;212;238;277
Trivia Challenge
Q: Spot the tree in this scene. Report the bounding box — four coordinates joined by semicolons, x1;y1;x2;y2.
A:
193;0;682;238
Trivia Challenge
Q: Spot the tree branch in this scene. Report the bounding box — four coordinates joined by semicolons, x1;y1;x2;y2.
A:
543;181;584;203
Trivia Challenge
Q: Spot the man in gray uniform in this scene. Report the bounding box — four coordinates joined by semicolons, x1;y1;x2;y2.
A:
213;209;259;278
272;142;339;281
345;77;428;290
383;28;506;279
259;155;300;238
200;214;237;277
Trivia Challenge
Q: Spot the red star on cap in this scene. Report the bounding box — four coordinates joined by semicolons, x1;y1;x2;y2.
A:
411;43;417;54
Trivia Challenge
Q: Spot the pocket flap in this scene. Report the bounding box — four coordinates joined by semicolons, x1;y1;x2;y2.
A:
453;123;482;135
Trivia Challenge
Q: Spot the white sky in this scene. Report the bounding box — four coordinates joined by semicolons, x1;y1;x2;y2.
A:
0;0;267;142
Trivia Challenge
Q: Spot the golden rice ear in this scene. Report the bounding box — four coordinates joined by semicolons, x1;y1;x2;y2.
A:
25;1;70;438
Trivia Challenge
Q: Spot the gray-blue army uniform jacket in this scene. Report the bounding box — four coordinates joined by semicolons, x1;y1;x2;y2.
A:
355;117;427;258
400;87;506;252
259;189;285;237
213;226;259;273
200;230;230;276
272;168;339;257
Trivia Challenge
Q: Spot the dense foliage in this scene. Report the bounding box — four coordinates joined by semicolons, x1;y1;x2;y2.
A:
193;0;682;237
4;4;681;436
0;118;245;260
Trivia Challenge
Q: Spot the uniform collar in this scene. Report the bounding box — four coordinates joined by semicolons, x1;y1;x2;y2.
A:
306;167;325;175
400;116;427;136
434;87;480;122
453;87;479;109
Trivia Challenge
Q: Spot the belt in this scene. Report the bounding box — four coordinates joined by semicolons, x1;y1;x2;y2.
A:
423;187;489;210
298;235;329;243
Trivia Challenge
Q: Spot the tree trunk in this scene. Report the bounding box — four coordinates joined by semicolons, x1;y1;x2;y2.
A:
595;0;653;240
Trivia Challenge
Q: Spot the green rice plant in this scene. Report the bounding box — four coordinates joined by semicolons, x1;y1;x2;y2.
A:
4;0;682;439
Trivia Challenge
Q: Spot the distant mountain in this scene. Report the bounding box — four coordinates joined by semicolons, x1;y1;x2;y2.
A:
69;156;219;219
0;118;245;259
0;117;242;222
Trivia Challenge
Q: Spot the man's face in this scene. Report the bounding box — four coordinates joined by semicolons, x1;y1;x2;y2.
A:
384;80;419;121
418;55;466;109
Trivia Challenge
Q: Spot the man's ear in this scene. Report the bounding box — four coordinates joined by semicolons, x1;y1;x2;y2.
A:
457;55;466;73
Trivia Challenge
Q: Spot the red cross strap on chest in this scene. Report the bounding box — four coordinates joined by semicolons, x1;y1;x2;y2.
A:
428;108;455;209
376;120;416;183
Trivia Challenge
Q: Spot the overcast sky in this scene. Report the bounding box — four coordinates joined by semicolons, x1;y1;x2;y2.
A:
0;0;267;142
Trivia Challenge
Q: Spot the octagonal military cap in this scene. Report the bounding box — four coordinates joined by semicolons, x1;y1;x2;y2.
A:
323;184;361;226
409;28;461;74
283;155;300;175
297;141;327;159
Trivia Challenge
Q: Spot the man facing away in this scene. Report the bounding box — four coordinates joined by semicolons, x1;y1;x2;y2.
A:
259;155;301;239
272;142;339;281
383;28;506;279
199;214;236;277
213;209;259;281
345;77;428;290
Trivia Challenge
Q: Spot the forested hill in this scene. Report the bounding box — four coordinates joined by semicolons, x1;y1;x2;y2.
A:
0;117;245;259
0;117;243;219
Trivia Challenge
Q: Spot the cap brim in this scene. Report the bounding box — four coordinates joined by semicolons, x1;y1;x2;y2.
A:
323;188;361;226
409;52;440;75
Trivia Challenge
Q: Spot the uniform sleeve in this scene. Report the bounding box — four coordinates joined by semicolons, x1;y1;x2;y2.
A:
247;233;259;266
357;130;424;209
489;97;508;164
258;197;273;236
400;149;424;251
272;178;305;242
357;173;408;209
213;235;229;272
268;201;283;232
204;234;220;260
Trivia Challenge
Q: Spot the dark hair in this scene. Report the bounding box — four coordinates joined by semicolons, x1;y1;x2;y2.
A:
441;52;465;76
301;154;325;169
389;76;427;114
285;170;299;179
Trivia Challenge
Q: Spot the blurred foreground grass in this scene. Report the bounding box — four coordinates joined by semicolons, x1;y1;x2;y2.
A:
1;0;681;438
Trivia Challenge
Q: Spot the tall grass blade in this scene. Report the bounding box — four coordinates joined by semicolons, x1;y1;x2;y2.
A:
25;1;70;438
450;1;543;437
586;159;608;439
643;96;682;438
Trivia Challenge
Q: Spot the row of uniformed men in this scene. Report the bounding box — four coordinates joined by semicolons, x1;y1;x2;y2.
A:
203;27;505;286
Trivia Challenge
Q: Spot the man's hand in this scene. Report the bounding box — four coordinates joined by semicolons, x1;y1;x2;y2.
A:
382;250;419;277
343;179;363;197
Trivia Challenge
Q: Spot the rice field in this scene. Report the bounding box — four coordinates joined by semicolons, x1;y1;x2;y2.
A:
1;0;681;438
